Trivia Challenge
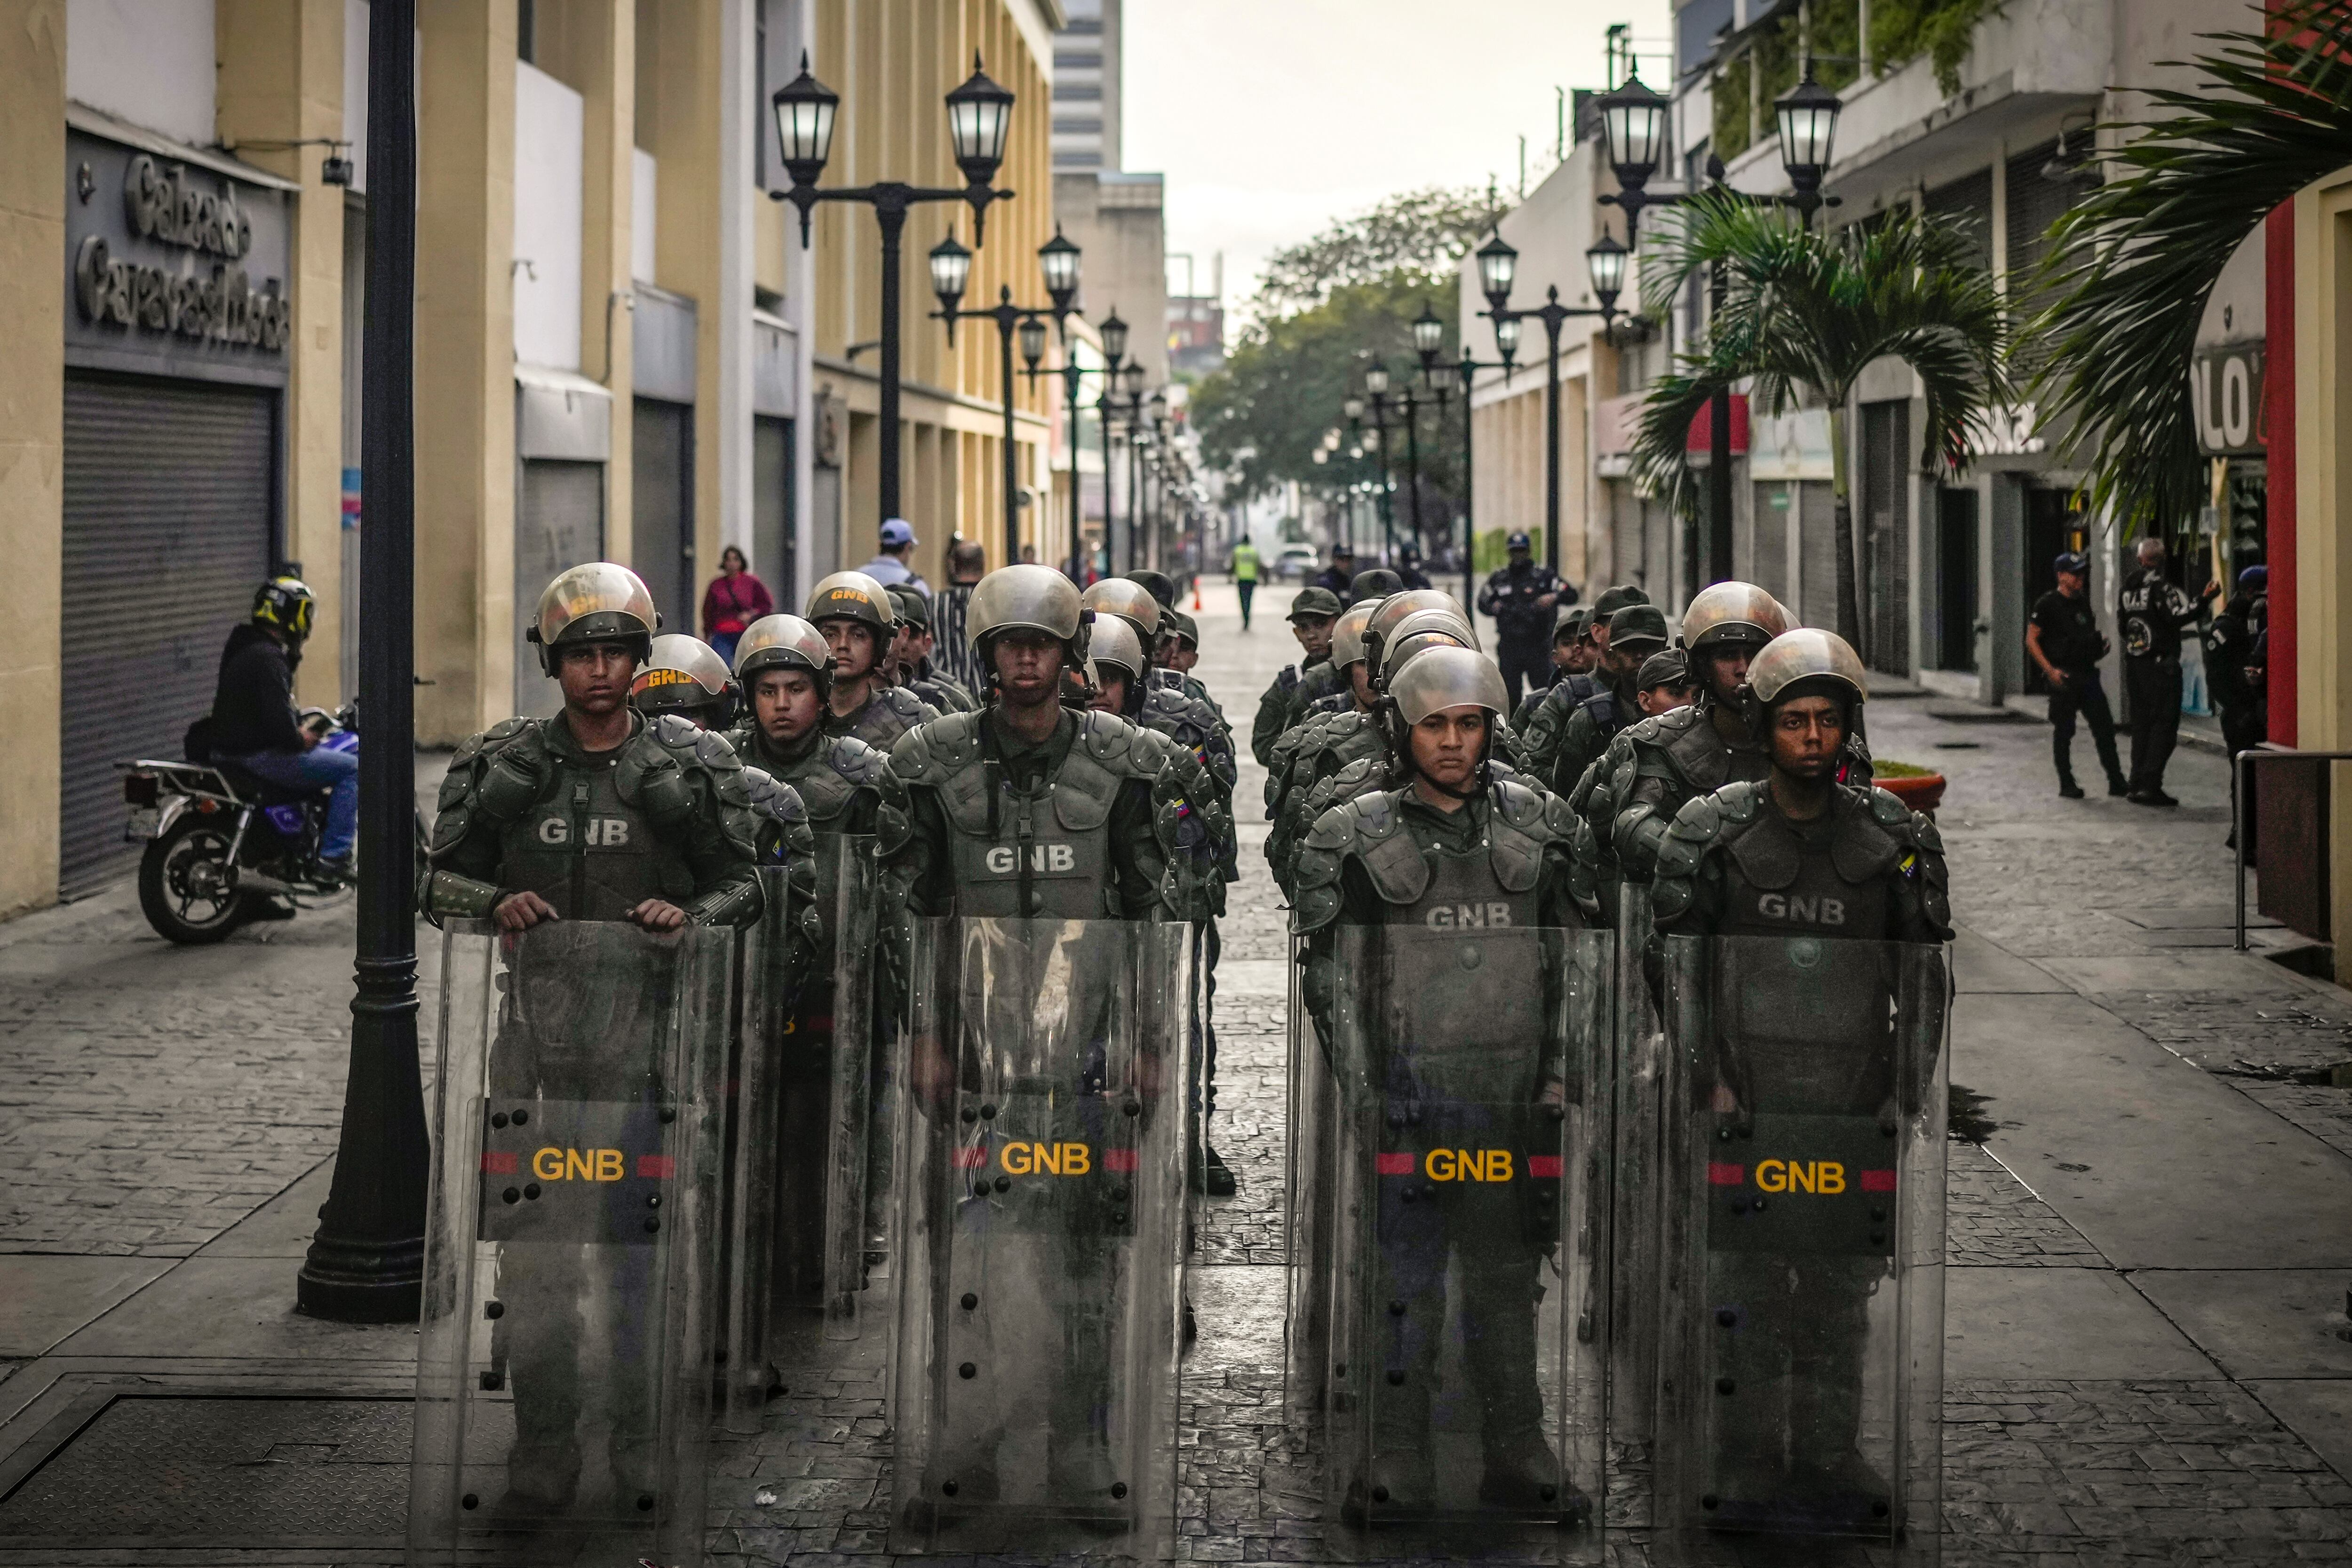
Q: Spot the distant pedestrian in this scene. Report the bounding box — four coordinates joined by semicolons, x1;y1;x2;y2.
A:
2027;551;2128;800
1230;535;1261;629
1476;530;1572;711
699;545;772;667
860;518;930;595
1308;543;1356;601
2117;537;2215;807
931;538;988;694
2207;564;2269;844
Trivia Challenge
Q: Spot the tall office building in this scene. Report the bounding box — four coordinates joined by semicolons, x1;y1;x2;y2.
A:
1053;0;1120;170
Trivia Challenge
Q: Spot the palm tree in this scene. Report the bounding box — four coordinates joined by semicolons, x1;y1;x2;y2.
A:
2029;0;2352;539
1631;192;2009;659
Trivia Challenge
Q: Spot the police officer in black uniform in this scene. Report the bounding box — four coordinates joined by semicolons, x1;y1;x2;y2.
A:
2116;537;2215;807
2207;565;2269;844
1308;542;1358;602
1292;645;1583;1514
2026;551;2127;799
1476;531;1572;711
419;562;775;1512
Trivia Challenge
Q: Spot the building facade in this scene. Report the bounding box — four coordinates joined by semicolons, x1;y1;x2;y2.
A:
0;0;1062;918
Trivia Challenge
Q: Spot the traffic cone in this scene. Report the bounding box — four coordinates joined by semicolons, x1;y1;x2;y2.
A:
1192;579;1203;611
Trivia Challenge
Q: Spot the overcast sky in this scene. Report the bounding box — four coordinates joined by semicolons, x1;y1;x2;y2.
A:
1122;0;1673;313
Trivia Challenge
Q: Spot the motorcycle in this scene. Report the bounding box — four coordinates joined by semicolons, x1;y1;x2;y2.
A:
117;704;420;945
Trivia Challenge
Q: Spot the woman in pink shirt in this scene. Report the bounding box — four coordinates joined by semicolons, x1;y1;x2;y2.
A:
701;546;773;664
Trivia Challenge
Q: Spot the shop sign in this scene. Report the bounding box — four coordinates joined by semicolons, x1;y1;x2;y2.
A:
2190;341;2265;455
65;128;293;375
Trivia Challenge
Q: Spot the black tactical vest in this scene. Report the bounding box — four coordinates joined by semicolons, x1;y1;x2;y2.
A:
936;729;1124;920
496;752;696;920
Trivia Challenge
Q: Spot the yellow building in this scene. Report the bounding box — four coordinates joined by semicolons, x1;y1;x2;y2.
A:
0;0;1062;917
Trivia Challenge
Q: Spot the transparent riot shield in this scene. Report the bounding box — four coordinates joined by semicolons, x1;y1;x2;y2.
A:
718;866;793;1432
1282;932;1336;1431
890;916;1192;1557
411;918;733;1565
1606;881;1665;1526
1317;922;1610;1546
1653;934;1949;1564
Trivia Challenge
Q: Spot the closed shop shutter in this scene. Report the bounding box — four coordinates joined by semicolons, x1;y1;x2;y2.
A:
632;398;693;636
1861;399;1913;674
1609;481;1642;593
752;414;795;611
60;373;277;897
514;460;606;717
1797;479;1841;631
1748;480;1793;605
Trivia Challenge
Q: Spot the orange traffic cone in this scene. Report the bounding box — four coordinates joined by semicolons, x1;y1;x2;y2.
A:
1192;579;1203;611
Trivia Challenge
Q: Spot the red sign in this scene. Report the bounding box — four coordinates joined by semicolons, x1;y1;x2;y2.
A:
1685;394;1750;454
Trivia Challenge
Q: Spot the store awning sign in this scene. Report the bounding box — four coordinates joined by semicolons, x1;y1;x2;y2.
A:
2190;341;2265;456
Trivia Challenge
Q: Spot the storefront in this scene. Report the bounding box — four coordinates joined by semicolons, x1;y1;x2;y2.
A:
60;110;295;895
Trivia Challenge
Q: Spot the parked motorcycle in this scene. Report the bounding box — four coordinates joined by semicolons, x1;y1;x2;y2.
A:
118;704;421;945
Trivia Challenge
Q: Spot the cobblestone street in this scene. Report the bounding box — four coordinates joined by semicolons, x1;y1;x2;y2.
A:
0;582;2346;1562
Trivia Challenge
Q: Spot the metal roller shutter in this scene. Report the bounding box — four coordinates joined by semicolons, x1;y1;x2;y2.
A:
631;398;693;637
514;460;607;717
60;373;277;897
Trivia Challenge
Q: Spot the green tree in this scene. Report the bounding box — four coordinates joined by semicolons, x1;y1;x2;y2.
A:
1631;191;2009;655
1250;187;1492;318
2029;1;2352;541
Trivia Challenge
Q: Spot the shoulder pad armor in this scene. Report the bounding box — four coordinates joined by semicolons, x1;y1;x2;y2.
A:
1716;780;1764;826
1868;787;1910;827
1912;810;1944;856
888;708;984;787
881;686;935;722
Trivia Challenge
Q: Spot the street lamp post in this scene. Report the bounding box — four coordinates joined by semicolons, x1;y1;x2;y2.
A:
1431;326;1518;611
1024;307;1126;582
1596;60;1842;592
1341;389;1397;562
772;51;1016;538
930;224;1081;565
1099;361;1147;572
298;0;428;1322
1476;229;1628;580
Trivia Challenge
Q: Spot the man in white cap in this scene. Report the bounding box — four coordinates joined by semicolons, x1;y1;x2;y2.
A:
862;518;929;595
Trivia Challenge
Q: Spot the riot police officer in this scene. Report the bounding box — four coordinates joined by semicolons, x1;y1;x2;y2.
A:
1253;586;1341;766
1291;645;1584;1516
1510;606;1591;735
1476;531;1572;710
418;562;774;1514
887;582;978;714
1516;583;1646;780
1548;603;1670;796
808;570;938;750
629;632;740;731
887;565;1224;1524
1647;629;1949;1531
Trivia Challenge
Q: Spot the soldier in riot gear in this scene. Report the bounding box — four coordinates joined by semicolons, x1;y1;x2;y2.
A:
1518;584;1646;780
1509;607;1591;735
1287;577;1400;723
418;562;779;1515
1548;604;1671;797
808;570;938;751
1081;575;1162;649
888;565;1224;1523
728;613;916;1312
1297;597;1385;721
888;582;978;715
630;632;740;731
1253;586;1343;765
1291;645;1586;1516
1647;628;1949;1530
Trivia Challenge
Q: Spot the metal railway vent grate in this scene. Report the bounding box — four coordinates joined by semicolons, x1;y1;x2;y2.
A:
0;1394;409;1542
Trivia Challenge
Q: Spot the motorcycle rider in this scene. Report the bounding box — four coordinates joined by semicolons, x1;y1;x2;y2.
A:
886;582;977;715
808;570;938;751
1290;644;1582;1513
417;561;775;1513
1252;586;1342;767
209;576;355;884
1476;531;1573;711
1647;628;1950;1517
888;565;1225;1505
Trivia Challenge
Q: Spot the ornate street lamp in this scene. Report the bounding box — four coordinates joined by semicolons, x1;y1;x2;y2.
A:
1775;63;1843;225
934;225;1085;564
1594;69;1673;241
772;51;1016;541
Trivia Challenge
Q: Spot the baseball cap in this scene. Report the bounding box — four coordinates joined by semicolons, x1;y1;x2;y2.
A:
1555;606;1590;644
887;582;931;629
1164;608;1200;644
1636;648;1692;691
1351;569;1403;600
881;518;917;547
1507;530;1533;551
2054;551;2088;577
2238;564;2268;593
1331;541;1356;557
1288;587;1343;621
1589;583;1652;620
1609;604;1671;650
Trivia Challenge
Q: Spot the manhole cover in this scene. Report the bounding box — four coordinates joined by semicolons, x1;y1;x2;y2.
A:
0;1396;409;1539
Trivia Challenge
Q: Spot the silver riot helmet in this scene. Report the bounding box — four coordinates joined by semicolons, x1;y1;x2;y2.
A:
1678;580;1789;653
1080;577;1162;643
1329;598;1383;670
529;561;659;675
1748;627;1869;711
1365;588;1473;681
1375;605;1476;688
968;565;1090;691
731;613;834;700
631;634;739;729
1386;645;1510;791
1085;615;1149;712
805;570;898;639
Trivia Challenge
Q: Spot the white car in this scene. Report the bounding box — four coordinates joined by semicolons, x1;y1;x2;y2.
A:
1273;544;1320;581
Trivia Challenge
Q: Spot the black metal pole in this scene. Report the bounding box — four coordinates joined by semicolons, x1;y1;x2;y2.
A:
1707;258;1732;588
996;311;1019;564
1065;363;1083;580
1543;315;1562;581
1461;358;1478;608
299;0;428;1323
1128;420;1142;572
1373;409;1396;561
1404;393;1425;555
876;201;906;531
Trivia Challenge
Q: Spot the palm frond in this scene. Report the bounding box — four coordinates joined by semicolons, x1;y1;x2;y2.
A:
2030;0;2352;538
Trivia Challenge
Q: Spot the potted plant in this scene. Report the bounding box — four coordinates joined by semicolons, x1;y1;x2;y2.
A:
1870;758;1946;815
